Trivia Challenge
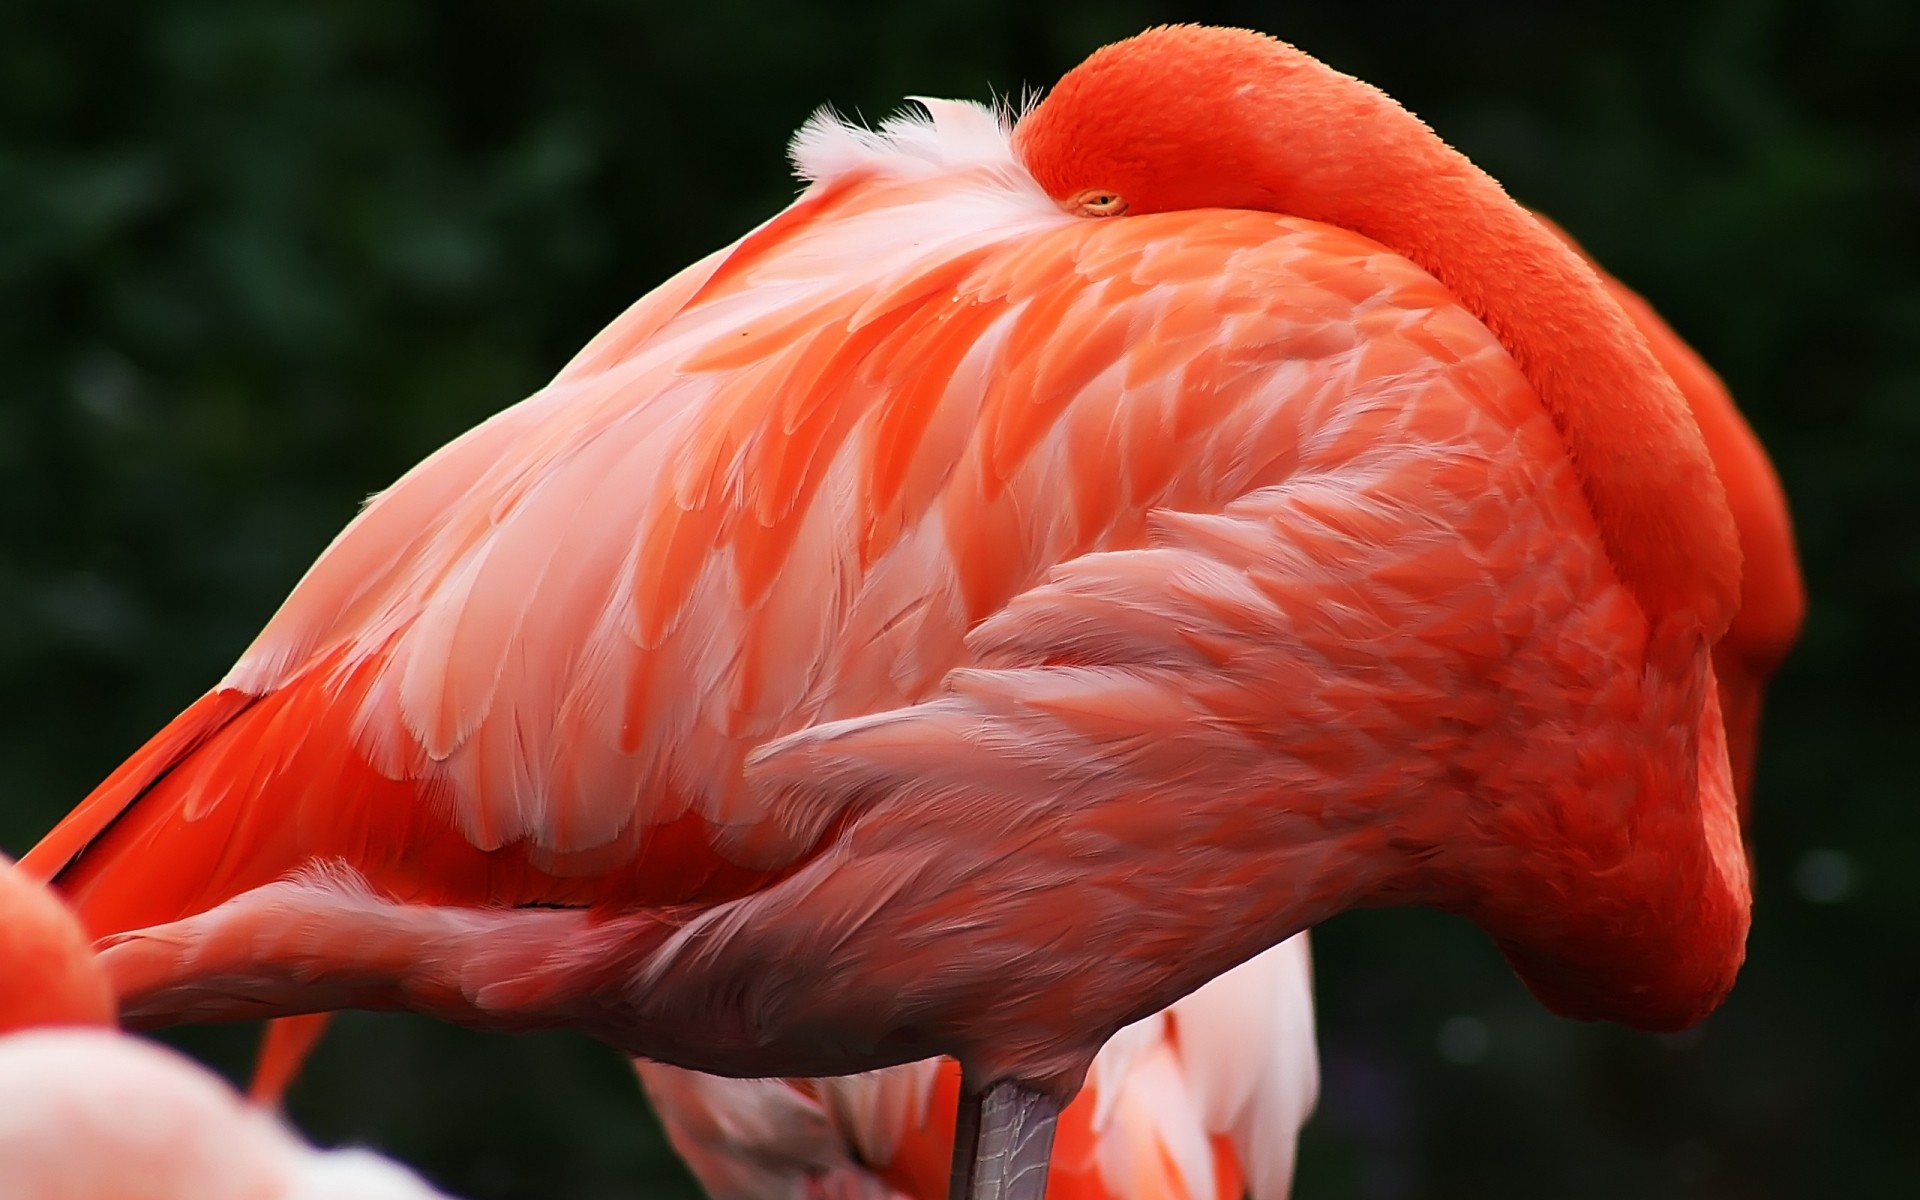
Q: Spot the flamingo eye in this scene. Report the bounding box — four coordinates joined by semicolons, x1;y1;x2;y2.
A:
1067;188;1129;218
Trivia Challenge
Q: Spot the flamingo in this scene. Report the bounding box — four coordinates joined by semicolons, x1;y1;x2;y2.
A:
0;856;455;1199
23;25;1754;1200
628;224;1806;1200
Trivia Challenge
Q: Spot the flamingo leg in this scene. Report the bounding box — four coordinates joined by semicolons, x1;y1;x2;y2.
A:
947;1078;1060;1200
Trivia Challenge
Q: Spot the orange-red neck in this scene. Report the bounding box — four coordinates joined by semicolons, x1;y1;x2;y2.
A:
1017;25;1742;638
1354;175;1740;639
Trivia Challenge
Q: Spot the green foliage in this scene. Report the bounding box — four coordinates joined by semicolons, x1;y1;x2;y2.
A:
1;1;1912;1196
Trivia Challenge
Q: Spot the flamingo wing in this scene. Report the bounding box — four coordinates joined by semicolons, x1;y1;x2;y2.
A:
34;100;1588;945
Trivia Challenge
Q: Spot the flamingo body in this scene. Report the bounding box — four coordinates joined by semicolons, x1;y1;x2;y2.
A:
43;149;1618;928
630;221;1805;1200
29;25;1750;1135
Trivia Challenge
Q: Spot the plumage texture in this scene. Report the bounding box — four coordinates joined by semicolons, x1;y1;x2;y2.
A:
29;25;1750;1114
629;216;1804;1200
1585;275;1803;807
1524;208;1802;810
639;937;1315;1200
1013;26;1740;640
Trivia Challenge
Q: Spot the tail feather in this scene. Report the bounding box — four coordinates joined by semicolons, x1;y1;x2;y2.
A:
31;653;784;948
19;689;256;897
22;668;492;943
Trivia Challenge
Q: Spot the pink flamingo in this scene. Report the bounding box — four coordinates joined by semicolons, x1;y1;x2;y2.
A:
0;856;454;1199
627;219;1806;1200
26;26;1754;1200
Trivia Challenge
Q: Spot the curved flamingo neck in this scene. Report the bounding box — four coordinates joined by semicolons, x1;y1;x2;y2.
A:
1555;231;1803;808
1016;26;1741;638
1351;172;1740;638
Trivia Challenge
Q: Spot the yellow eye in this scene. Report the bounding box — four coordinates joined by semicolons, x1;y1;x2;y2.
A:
1067;188;1129;218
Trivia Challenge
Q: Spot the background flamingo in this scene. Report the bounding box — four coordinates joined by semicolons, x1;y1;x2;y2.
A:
639;936;1316;1200
0;857;455;1199
21;24;1751;1200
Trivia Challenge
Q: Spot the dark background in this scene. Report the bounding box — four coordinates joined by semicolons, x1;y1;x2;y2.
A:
2;1;1912;1197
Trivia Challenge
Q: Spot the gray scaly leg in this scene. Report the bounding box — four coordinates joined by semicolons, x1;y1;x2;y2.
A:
947;1078;1061;1200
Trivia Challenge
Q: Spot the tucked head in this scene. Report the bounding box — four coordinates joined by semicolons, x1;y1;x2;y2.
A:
1015;26;1437;228
1015;24;1741;643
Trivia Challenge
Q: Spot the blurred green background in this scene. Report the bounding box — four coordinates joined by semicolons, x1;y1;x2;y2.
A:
1;0;1912;1197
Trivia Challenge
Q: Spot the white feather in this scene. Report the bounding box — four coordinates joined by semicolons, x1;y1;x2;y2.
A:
789;98;1020;185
